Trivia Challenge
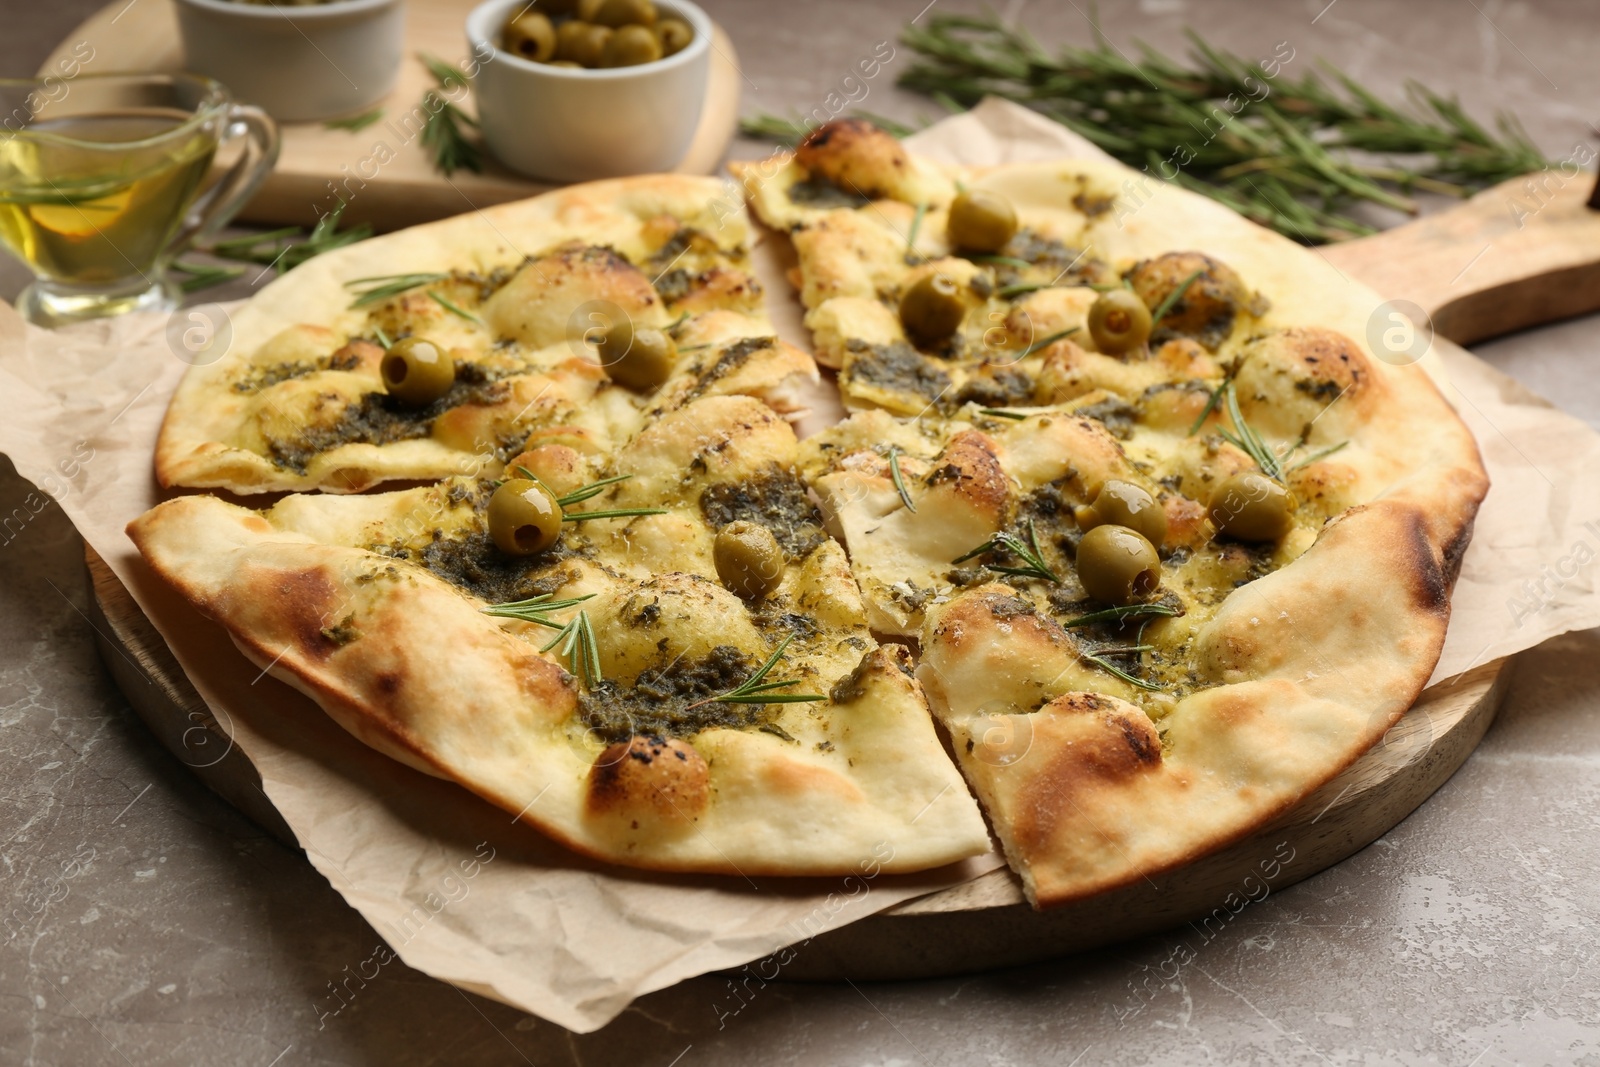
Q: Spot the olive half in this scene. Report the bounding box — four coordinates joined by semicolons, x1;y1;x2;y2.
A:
1087;288;1153;355
380;337;454;407
1208;471;1295;542
601;23;662;66
1075;479;1167;548
714;521;784;600
947;189;1017;254
488;478;563;557
503;11;556;61
1076;524;1161;606
596;320;677;390
899;273;965;347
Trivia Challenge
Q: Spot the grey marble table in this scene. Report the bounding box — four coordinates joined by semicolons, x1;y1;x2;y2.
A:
3;1;1598;1063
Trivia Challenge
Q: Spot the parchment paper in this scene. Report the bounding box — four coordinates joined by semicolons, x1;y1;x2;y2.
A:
1;98;1596;1032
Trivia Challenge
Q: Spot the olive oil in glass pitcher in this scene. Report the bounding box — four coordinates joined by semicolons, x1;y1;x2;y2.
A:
0;74;277;328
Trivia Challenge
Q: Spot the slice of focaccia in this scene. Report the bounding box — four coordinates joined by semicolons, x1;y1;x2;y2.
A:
130;391;990;874
157;175;815;494
761;122;1487;905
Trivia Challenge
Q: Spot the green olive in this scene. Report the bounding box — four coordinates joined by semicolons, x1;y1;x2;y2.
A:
899;272;966;347
595;0;656;26
946;189;1017;254
503;11;556;61
656;17;693;55
1074;479;1167;548
558;23;612;66
1076;524;1162;606
600;23;662;66
714;521;784;600
1208;471;1295;542
596;320;677;390
488;478;563;557
536;0;578;13
575;0;606;19
380;337;455;407
1087;288;1154;355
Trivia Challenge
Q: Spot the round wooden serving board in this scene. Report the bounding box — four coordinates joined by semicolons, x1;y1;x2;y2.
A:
43;0;743;231
85;544;1509;980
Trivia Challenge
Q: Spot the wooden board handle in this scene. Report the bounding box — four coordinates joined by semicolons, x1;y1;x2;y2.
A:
1321;170;1600;345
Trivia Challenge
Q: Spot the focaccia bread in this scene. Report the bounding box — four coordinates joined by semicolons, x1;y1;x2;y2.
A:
760;122;1487;905
156;175;814;493
132;134;1489;904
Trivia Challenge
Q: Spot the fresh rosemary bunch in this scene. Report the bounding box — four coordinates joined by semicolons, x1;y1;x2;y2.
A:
896;14;1550;242
172;200;372;292
742;15;1552;244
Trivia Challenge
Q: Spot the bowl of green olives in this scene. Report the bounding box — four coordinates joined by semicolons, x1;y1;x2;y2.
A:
465;0;710;181
175;0;404;122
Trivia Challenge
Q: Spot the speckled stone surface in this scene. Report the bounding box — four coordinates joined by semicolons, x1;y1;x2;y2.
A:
3;1;1599;1063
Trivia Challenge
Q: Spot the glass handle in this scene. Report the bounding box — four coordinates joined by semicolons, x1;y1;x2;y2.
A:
164;103;281;258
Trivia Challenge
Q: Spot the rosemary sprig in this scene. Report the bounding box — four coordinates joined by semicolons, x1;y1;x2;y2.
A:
1061;602;1181;628
996;282;1049;299
689;635;825;708
542;610;603;688
481;593;597;629
1217;380;1285;481
429;289;481;323
888;447;916;513
549;473;634;507
977;407;1028;420
953;519;1060;584
325;108;384;132
1012;325;1078;360
206;200;372;272
344;272;449;309
1149;268;1203;326
1286;439;1349;471
419;53;483;176
171;260;246;293
1081;649;1164;691
1187;378;1228;435
968;254;1034;269
507;468;662;521
885;15;1551;244
372;325;392;348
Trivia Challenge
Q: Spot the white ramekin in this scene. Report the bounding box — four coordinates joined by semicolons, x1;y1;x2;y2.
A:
174;0;405;123
464;0;711;182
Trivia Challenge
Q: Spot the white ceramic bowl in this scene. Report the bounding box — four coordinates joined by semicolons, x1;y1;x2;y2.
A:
465;0;711;182
175;0;405;123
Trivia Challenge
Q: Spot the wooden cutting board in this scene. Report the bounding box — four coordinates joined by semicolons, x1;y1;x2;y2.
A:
42;0;743;231
77;158;1600;978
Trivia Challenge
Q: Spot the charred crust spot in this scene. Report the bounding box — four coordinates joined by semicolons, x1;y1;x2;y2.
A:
586;734;710;822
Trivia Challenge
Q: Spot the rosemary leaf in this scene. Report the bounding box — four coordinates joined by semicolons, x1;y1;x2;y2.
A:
1286;439;1350;471
953;520;1060;584
694;635;826;708
421;90;484;176
345;272;449;309
906;201;927;252
482;593;597;630
889;448;917;513
1149;268;1204;326
428;289;480;323
171;260;246;293
1061;603;1181;628
561;508;669;522
977;407;1028;420
1081;649;1164;691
